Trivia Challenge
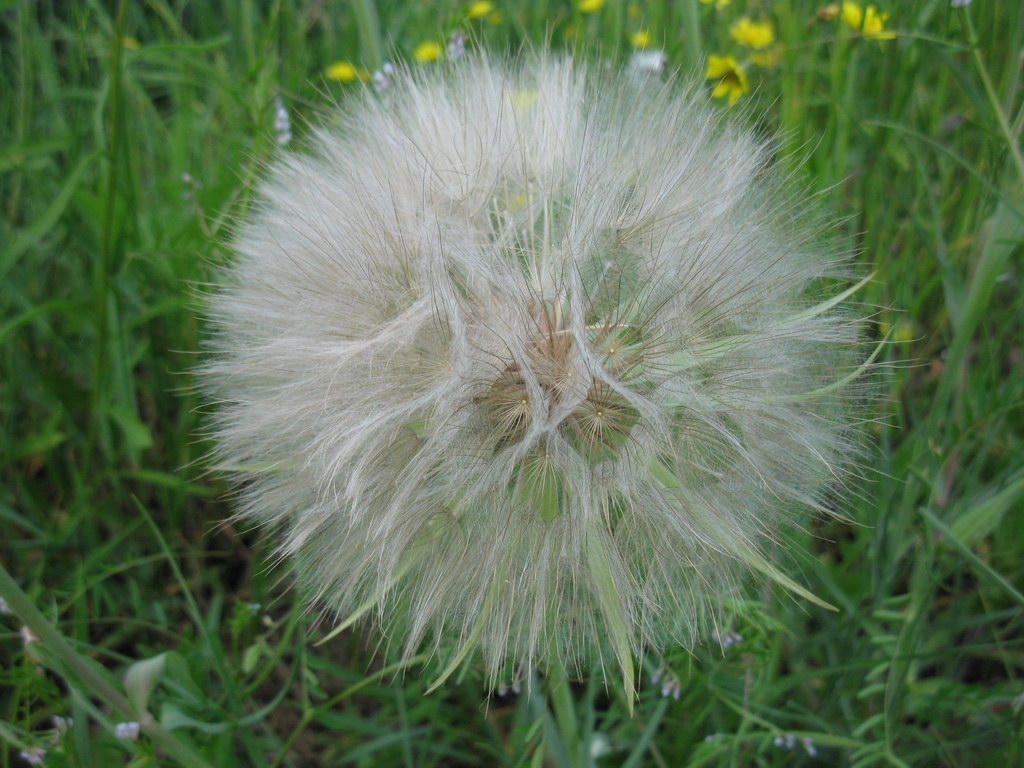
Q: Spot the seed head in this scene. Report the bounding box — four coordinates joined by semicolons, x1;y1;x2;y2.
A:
205;54;868;694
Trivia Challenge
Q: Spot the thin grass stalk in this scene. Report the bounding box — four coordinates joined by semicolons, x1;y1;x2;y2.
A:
88;0;130;471
352;0;384;71
547;657;581;768
962;8;1024;182
680;0;702;74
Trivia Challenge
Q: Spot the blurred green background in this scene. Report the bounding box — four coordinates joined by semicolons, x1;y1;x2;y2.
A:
1;1;1022;766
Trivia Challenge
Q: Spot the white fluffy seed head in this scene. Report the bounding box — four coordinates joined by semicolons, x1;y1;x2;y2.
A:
204;53;868;691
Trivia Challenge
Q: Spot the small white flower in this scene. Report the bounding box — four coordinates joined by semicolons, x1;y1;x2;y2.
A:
628;49;667;80
20;626;39;646
447;31;466;60
1012;690;1024;714
0;597;9;614
650;663;681;698
496;675;523;696
802;737;818;757
715;630;744;649
52;715;72;733
772;733;800;749
589;732;612;758
19;747;46;765
114;722;140;741
950;0;972;7
273;96;292;146
372;60;395;91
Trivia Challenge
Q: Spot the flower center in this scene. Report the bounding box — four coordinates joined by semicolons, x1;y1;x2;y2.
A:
478;304;644;458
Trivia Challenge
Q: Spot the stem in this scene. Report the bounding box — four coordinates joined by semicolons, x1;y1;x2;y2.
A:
963;10;1024;182
352;0;384;71
621;698;670;768
0;563;214;768
680;0;702;76
546;656;581;768
88;0;129;473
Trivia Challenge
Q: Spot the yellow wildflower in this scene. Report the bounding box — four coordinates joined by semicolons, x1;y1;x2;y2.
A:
705;54;748;105
413;41;443;62
699;0;731;8
122;36;140;50
730;17;774;49
325;61;363;82
467;1;494;19
825;3;896;40
630;29;651;48
856;5;896;40
579;0;603;13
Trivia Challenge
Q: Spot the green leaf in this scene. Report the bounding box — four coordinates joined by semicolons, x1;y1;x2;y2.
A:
160;703;230;735
0;299;68;344
0;151;100;280
108;405;154;452
516;451;564;524
950;475;1024;546
784;271;876;327
124;653;167;714
315;553;416;646
425;577;499;694
649;458;836;611
241;641;265;675
585;528;636;713
737;549;838;612
920;506;1024;608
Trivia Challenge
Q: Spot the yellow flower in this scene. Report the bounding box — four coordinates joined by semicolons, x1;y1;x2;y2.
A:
842;1;873;31
121;36;140;50
705;54;748;105
325;61;362;82
699;0;731;8
730;17;774;49
467;1;494;19
830;3;896;40
579;0;603;13
630;29;650;48
413;41;443;62
858;5;896;40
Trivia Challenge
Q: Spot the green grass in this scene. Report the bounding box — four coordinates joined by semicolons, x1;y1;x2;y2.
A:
2;0;1022;766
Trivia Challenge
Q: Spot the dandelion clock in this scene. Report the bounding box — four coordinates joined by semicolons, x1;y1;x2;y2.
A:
205;54;870;707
